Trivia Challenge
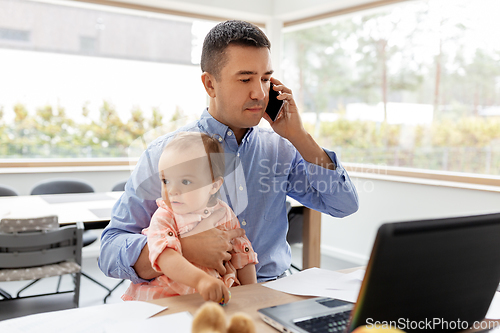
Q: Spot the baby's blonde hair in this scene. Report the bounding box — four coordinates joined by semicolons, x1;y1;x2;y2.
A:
164;132;225;182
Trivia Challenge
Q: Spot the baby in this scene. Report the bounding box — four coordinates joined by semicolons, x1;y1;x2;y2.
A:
122;132;257;304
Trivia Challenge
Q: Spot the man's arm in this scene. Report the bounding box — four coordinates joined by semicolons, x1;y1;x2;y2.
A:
133;243;161;280
263;77;359;217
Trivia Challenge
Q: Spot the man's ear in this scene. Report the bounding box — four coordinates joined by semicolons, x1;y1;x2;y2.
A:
209;177;224;195
201;72;216;98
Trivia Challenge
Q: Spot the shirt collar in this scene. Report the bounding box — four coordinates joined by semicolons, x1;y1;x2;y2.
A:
198;107;256;144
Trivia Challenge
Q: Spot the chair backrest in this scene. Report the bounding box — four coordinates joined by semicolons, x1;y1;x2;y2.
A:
0;185;19;197
111;180;127;192
0;218;83;269
30;179;95;195
0;215;59;234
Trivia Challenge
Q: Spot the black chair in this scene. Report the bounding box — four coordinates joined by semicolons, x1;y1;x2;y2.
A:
0;217;83;320
286;201;304;273
111;180;127;192
0;184;19;197
30;179;94;195
30;178;98;246
30;178;124;303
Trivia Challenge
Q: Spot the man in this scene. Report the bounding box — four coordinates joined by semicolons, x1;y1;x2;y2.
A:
99;20;358;283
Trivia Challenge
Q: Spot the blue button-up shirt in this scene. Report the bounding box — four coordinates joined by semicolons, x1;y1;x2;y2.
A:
99;109;359;283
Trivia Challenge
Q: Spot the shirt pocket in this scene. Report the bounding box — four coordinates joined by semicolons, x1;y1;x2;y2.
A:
260;175;289;221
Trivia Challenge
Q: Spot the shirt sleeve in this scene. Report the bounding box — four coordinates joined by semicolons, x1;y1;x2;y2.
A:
145;209;182;272
287;147;359;218
98;145;163;284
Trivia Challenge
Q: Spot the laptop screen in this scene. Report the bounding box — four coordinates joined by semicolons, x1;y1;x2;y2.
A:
349;212;500;332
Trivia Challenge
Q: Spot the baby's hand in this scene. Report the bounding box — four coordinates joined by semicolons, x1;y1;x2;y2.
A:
196;275;230;305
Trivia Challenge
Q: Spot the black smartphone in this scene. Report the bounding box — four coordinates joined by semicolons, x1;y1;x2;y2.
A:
265;82;284;122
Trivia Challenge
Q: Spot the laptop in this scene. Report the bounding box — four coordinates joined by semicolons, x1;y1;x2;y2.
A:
258;212;500;332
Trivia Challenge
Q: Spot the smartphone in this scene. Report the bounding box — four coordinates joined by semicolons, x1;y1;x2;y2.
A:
265;82;284;122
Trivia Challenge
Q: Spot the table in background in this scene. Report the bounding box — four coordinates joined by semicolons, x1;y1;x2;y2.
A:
288;197;322;270
0;192;122;229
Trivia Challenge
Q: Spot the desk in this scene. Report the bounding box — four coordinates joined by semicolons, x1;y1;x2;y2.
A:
0;192;122;229
149;280;500;333
0;193;322;269
150;283;312;333
288;198;322;270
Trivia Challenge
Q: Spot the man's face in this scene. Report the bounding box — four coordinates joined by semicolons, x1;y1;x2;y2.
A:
209;45;273;135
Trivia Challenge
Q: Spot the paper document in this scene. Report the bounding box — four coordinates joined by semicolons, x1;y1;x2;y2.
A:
0;301;167;333
263;267;364;303
105;311;193;333
486;292;500;319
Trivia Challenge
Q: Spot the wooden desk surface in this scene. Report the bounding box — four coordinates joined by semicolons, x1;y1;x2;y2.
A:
149;280;500;333
149;283;313;332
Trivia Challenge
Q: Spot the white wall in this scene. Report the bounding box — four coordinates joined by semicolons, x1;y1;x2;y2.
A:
322;176;500;265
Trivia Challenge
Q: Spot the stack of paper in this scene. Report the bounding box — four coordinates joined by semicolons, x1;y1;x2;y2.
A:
263;267;364;303
0;301;189;333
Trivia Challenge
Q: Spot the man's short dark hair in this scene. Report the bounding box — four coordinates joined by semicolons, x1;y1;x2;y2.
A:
201;20;271;81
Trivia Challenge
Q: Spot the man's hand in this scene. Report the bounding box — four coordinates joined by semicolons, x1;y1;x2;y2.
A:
180;208;245;275
262;77;307;143
263;77;336;170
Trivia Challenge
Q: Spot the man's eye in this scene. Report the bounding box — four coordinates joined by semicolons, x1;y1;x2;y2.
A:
262;78;270;82
182;180;192;185
240;79;250;83
162;179;168;184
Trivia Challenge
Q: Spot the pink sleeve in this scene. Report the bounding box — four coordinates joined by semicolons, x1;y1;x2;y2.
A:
226;207;258;269
144;209;182;272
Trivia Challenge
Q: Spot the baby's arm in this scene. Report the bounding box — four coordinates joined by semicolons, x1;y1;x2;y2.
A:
156;248;230;304
236;264;257;285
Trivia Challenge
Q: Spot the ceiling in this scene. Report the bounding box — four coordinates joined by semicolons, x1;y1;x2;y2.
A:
78;0;405;27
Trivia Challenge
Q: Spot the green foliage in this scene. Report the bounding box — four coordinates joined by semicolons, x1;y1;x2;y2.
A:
317;115;500;174
0;101;181;158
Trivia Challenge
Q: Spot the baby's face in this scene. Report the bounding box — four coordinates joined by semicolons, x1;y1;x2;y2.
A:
158;145;216;215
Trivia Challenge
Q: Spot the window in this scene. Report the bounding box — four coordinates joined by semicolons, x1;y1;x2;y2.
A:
0;28;30;42
0;0;217;159
79;36;97;54
283;0;500;176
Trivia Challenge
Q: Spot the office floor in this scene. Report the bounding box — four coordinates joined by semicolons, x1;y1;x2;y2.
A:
0;240;358;310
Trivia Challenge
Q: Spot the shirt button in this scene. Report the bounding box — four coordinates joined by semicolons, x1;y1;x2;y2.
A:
218;137;223;142
237;152;240;157
239;185;243;191
167;231;174;237
244;247;250;252
241;220;247;226
227;131;232;136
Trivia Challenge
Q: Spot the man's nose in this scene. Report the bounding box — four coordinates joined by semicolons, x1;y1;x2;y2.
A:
250;80;266;100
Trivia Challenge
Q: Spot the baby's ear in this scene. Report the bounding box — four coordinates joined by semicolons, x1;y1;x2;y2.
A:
192;302;226;333
227;312;256;333
210;177;224;195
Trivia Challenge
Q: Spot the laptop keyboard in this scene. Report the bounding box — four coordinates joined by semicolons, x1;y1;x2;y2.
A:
294;310;352;333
